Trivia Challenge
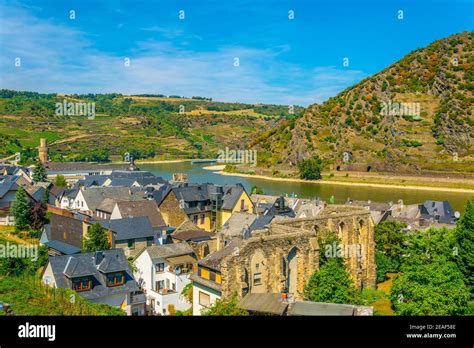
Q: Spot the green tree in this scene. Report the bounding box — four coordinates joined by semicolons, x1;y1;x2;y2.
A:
10;186;30;232
298;155;322;180
53;174;67;188
250;185;264;194
32;162;47;183
390;259;470;315
82;223;110;252
374;220;406;281
454;199;474;291
304;258;358;304
202;295;248;316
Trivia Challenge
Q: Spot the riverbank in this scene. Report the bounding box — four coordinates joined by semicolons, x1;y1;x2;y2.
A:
113;159;191;164
216;170;474;193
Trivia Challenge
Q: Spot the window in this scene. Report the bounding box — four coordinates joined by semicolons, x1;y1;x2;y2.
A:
147;237;154;246
155;280;164;291
193;215;198;224
72;277;91;292
209;271;216;282
172;283;176;292
199;291;210;307
156;263;165;272
240;199;245;210
253;272;262;286
200;214;205;224
106;272;125;287
128;239;135;249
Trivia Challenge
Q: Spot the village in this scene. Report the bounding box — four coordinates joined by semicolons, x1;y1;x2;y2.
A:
0;139;463;316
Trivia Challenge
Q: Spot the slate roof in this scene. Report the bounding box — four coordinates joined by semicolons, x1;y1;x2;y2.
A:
171;220;213;242
80;186;145;211
96;198;119;213
48;214;85;248
47;249;139;300
198;239;242;272
238;293;288;315
0;176;19;199
421;200;457;224
97;216;155;241
114;200;166;228
170;183;248;214
75;175;109;188
24;185;46;202
220;213;258;238
144;242;194;261
286;301;356;316
43;240;81;255
45;162;128;173
151;184;172;205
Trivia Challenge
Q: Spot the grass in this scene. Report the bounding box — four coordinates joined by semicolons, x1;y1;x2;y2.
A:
372;273;397;315
0;275;125;316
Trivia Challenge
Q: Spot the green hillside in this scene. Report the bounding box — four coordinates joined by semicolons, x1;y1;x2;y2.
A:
0;276;125;316
0;91;303;164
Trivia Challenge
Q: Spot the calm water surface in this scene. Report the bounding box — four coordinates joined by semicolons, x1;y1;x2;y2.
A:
140;162;473;213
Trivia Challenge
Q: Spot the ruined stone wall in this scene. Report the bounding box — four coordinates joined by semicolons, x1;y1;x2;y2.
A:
219;205;376;301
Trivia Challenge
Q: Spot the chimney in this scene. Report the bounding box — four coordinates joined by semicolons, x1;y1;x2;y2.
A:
94;251;104;265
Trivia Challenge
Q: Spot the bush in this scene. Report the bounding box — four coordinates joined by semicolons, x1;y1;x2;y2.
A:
298;156;322;180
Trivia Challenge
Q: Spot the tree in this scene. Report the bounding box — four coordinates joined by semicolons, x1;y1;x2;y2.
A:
202;295;248;316
454;199;474;291
298;155;322;180
10;186;30;232
251;185;264;194
304;258;358;304
82;223;110;252
390;259;470;315
32;162;47;183
29;201;47;231
374;220;406;281
53;174;67;188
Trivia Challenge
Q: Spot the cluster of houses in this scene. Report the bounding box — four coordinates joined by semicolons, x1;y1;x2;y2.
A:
0;154;461;316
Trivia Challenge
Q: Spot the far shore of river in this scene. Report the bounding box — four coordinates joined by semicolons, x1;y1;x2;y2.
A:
214;170;474;194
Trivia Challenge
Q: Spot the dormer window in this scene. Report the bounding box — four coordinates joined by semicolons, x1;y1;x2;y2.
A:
72;277;91;292
106;272;125;287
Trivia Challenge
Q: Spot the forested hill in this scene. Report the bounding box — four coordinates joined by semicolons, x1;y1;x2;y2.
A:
252;31;474;173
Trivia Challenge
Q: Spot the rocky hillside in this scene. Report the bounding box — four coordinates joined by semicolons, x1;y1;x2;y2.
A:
253;31;474;173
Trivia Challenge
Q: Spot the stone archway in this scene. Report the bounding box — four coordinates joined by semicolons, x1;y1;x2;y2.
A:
250;250;266;293
287;247;298;296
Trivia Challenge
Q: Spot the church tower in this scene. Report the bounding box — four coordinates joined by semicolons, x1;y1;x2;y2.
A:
38;138;48;163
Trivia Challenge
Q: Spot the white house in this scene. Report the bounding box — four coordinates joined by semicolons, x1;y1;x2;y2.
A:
134;243;197;315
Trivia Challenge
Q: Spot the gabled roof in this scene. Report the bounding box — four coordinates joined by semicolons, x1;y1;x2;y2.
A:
79;186;145;211
45;162;128;173
114;200;166;228
168;183;249;214
238;293;288;315
63;257;93;278
144;242;194;261
48;249;139;300
24;185;46;202
97;254;126;273
96;197;119;213
171;220;213;242
421;200;456;223
198;239;242;272
0;176;18;199
97;216;155;240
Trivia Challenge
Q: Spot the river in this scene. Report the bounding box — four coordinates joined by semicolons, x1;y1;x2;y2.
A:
139;161;472;213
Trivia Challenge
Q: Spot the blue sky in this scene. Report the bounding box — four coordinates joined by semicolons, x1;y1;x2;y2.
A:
0;0;473;105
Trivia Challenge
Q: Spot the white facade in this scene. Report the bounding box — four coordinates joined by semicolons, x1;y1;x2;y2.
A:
71;190;90;212
192;282;221;316
134;250;194;315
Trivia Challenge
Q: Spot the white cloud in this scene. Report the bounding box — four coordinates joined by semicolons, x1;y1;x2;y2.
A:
0;4;366;106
